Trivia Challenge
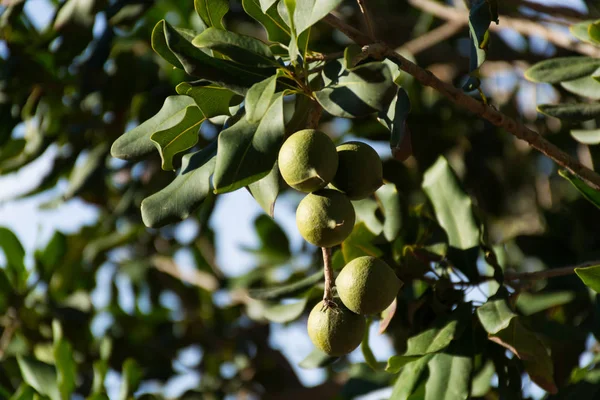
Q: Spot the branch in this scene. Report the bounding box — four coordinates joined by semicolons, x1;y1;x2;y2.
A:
408;0;600;58
356;0;375;40
400;21;466;55
503;0;593;21
323;17;600;191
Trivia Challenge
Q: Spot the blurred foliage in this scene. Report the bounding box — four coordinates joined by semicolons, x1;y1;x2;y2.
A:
1;1;600;399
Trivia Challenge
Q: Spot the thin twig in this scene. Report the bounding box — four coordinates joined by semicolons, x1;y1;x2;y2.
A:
409;0;600;58
322;247;334;304
504;260;600;281
356;0;375;40
400;21;466;55
322;17;600;190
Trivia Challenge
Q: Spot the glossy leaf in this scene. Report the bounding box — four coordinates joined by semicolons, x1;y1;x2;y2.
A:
378;88;412;161
389;354;433;400
248;270;324;300
476;293;517;334
141;143;217;228
162;20;276;94
561;75;600;100
17;356;61;400
538;103;600;121
0;227;26;291
176;81;241;118
315;60;396;118
298;347;338;369
245;75;278;123
194;0;228;30
341;222;383;264
263;297;309;323
213;95;285;193
151;22;195;69
376;184;402;242
422;157;479;250
559;169;600;209
192;28;277;67
575;264;600;293
151;105;204;171
111;96;196;160
292;0;342;34
425;351;472;400
525;57;600;84
243;0;291;45
571;129;600;145
248;161;280;216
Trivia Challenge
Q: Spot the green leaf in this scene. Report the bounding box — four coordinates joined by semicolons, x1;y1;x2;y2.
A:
141;143;217;228
248;270;324;300
259;0;279;12
194;0;228;30
35;231;67;278
245;75;278;123
471;361;494;397
150;105;204;171
161;20;276;94
111;96;196;160
151;22;196;69
263;297;309;323
376;184;402;242
525;57;600;83
570;20;598;44
243;0;291;45
298;348;338;369
559;169;600;209
385;355;421;374
571;129;600;145
575;264;600;293
361;318;379;371
516;291;575;316
476;292;518;334
538;102;600;121
213;95;285;193
389;354;433;400
17;356;61;400
589;20;600;44
315;60;397;118
192;27;277;67
248;161;280;216
176;81;241;118
378;88;412;161
352;199;383;236
292;0;342;34
0;227;26;292
341;222;383;264
9;384;36;400
244;214;291;264
62;143;108;200
422;156;479;250
425;351;472;400
119;359;142;400
561;75;600;100
53;321;76;399
92;360;108;394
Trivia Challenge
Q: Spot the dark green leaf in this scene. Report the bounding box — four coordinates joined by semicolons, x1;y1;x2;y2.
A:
9;384;36;400
151;22;196;69
299;347;338;369
476;293;517;334
141;143;217;228
575;264;600;293
538;103;600;121
315;60;396;118
35;231;67;278
248;161;280;216
192;27;277;67
162;20;276;94
194;0;228;30
53;321;76;399
150;105;204;171
248;270;324;300
376;184;402;242
425;351;472;400
0;227;26;292
589;20;600;44
213;95;285;193
341;222;383;264
242;0;291;45
263;297;309;323
561;75;600;99
559;169;600;209
525;57;600;84
63;143;108;200
246;214;290;262
17;356;61;400
389;354;433;400
245;75;278;123
176;81;241;118
111;96;196;161
82;227;141;265
571;129;600;145
422;156;479;250
378;88;412;161
119;359;142;400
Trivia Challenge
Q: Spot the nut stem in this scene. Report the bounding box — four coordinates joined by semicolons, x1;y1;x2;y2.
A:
322;247;335;307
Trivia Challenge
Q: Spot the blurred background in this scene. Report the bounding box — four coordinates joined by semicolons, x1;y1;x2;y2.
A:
0;0;599;399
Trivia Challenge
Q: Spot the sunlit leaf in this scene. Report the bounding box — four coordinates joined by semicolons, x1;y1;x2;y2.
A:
561;75;600;99
176;81;241;118
575;264;600;293
248;161;280;216
17;356;61;400
243;0;291;45
376;184;402;242
476;292;517;334
194;0;229;30
248;270;324;300
425;350;472;400
389;354;433;400
341;222;383;263
298;347;338;369
525;57;600;84
559;169;600;209
245;75;278;123
571;129;600;145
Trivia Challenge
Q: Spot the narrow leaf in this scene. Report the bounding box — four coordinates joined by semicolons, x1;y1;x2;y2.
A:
119;359;142;400
559;169;600;209
378;88;412;161
0;227;26;292
561;75;600;100
299;348;338;369
248;270;324;300
376;184;402;242
263;297;309;323
538;102;600;121
362;318;379;371
525;57;600;84
570;20;598;44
